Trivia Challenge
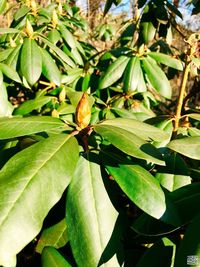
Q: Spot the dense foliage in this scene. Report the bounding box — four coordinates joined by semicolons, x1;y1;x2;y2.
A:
0;0;199;266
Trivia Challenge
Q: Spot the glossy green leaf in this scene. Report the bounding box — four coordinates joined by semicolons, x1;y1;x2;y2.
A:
167;137;200;160
14;5;31;20
14;5;30;21
40;36;76;68
106;164;166;219
6;44;22;69
42;247;71;267
40;48;61;86
123;56;141;92
174;215;200;267
20;38;42;86
0;135;79;266
132;182;200;236
98;118;169;142
36;219;68;254
94;124;164;165
14;96;52;115
141;22;156;44
142;56;172;99
156;154;191;192
0;116;67;140
59;24;76;49
0;72;13;117
98;56;130;89
48;29;61;45
0;48;14;62
66;155;119;267
0;63;21;83
148;52;183;70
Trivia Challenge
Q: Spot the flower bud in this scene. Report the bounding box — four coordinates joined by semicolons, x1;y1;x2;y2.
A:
25;19;34;38
75;93;91;130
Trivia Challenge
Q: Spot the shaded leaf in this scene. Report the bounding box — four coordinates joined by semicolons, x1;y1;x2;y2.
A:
136;240;174;267
174;215;200;267
156;153;191;192
36;219;68;254
42;247;72;267
0;63;21;83
95;124;164;165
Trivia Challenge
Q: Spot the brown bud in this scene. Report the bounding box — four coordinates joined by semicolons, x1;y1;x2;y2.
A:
75;93;91;130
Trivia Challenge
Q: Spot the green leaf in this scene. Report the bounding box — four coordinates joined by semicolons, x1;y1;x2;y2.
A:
48;29;61;45
98;56;130;89
0;116;67;140
188;113;200;121
42;247;72;267
141;22;156;44
66;155;119;267
0;28;21;34
5;44;22;69
40;36;76;68
14;96;52;115
132;182;200;235
167;137;200;160
123;56;141;92
0;63;21;83
142;56;172;99
0;73;13;117
148;52;183;70
94;124;164;165
156;154;191;192
0;48;15;62
14;6;30;21
174;215;200;267
20;38;42;86
136;240;174;267
59;24;76;49
106;164;166;219
98;118;169;142
0;135;79;266
36;219;68;254
0;0;6;14
40;48;61;86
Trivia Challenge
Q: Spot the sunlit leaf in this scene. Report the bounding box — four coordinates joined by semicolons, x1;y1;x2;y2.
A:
0;135;79;266
66;155;119;266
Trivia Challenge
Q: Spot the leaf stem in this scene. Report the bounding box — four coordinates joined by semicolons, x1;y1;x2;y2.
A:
173;62;190;133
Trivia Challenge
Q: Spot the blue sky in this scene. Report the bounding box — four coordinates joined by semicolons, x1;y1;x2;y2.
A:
76;0;199;30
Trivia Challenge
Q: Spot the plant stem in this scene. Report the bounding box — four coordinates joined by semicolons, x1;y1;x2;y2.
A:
173;62;190;133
